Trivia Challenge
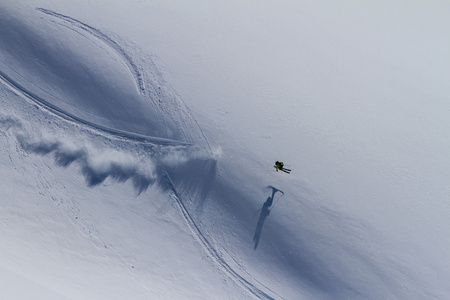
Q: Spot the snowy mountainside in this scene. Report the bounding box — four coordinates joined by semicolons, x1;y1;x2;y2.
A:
1;1;450;300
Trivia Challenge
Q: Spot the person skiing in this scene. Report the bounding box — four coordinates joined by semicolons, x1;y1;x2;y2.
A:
274;161;291;173
274;161;284;171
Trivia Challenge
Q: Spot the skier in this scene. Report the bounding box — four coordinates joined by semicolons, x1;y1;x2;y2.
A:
274;161;291;173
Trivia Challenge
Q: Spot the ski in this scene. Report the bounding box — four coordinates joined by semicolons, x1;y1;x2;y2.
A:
273;166;291;174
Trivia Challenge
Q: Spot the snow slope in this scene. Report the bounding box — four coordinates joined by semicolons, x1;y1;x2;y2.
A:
1;1;450;299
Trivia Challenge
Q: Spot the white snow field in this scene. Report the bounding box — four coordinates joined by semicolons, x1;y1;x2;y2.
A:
1;1;450;299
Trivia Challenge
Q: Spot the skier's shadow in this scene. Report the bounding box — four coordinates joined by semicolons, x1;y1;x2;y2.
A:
253;186;284;250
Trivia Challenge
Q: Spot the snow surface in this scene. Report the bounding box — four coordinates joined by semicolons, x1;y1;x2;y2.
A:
1;1;450;299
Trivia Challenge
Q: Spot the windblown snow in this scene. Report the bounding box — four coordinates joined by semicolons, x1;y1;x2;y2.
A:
1;1;450;300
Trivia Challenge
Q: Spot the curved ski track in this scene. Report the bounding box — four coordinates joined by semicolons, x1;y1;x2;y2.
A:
36;7;145;96
0;8;281;300
163;172;279;300
0;70;188;147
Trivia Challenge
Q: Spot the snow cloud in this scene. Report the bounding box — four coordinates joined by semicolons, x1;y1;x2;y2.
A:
0;115;214;196
0;117;155;194
18;135;157;194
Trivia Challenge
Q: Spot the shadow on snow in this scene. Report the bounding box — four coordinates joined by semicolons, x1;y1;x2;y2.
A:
253;186;284;250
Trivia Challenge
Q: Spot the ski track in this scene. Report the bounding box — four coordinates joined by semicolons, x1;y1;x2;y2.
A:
163;172;279;300
36;7;145;96
0;70;189;147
